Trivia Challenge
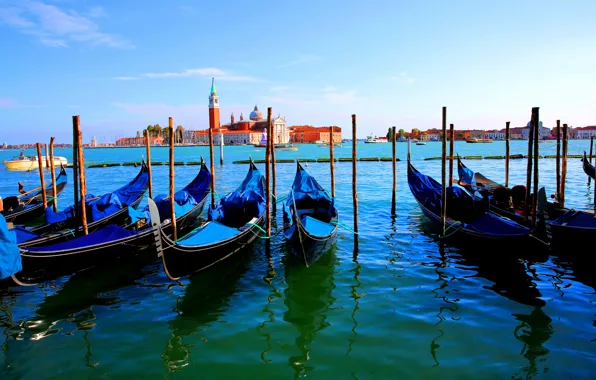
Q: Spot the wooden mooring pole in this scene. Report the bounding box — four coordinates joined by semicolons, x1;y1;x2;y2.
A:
352;114;359;235
524;118;534;223
49;137;57;211
169;117;177;240
561;124;568;208
208;119;216;210
265;107;272;236
449;123;454;185
588;136;594;186
329;125;335;198
505;121;510;188
555;120;561;204
270;108;277;214
143;130;153;199
531;107;539;227
391;126;396;215
77;127;88;235
35;143;47;210
72;116;80;236
441;107;447;236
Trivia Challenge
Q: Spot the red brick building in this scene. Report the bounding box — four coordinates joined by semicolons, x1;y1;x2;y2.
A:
289;126;342;143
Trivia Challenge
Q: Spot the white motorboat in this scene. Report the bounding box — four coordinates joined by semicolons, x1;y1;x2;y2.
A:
3;153;68;171
365;135;389;143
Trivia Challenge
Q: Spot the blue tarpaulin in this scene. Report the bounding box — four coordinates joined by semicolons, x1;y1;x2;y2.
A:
129;164;211;224
177;162;265;246
25;224;136;252
45;163;149;225
0;215;22;279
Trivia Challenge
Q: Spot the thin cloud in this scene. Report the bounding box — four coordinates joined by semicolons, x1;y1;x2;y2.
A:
0;1;133;49
142;68;261;82
390;72;416;84
279;55;320;67
0;97;46;108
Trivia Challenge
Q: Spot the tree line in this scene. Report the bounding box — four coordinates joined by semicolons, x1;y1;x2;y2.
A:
138;124;186;144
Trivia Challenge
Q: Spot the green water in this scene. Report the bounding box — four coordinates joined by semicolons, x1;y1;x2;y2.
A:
0;141;595;379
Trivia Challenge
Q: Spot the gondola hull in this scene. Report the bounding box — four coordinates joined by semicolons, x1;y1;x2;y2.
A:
159;215;265;280
5;197;208;287
284;223;337;266
582;152;595;180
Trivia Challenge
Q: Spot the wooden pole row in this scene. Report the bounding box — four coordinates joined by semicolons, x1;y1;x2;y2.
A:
271;109;277;215
265;107;272;236
555;120;561;204
524;119;534;223
531;107;539;227
35;143;47;210
143;130;153;199
49;137;58;212
74;116;88;235
449;123;454;185
329;125;335;198
72;116;80;236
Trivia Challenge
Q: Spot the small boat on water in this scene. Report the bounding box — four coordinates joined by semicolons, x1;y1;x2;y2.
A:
276;144;299;151
466;138;494;143
416;142;426;145
364;135;388;143
283;161;338;266
3;152;68;171
253;131;267;148
1;166;68;224
154;160;266;280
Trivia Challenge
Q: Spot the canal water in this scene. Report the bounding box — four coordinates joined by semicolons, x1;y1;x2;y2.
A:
0;141;594;379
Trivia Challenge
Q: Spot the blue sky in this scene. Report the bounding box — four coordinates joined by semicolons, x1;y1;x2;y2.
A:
0;0;595;144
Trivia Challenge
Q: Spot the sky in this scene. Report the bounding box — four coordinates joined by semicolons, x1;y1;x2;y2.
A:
0;0;595;144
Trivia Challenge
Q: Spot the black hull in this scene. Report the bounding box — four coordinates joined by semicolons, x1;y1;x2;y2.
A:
583;152;595;180
19;196;144;249
549;222;596;258
7;198;207;286
285;222;338;266
159;215;265;280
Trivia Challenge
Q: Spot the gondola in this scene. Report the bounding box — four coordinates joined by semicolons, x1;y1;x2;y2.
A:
582;151;595;180
12;162;149;248
408;159;535;249
1;165;68;224
547;209;596;253
3;162;211;286
152;161;266;280
283;161;338;266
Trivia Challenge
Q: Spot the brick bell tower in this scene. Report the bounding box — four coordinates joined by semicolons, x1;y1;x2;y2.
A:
208;78;220;131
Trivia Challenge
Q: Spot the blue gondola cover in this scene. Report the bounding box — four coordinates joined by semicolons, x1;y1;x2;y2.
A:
0;215;22;279
25;224;136;252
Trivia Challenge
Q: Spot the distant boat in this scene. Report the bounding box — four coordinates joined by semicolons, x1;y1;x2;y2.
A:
365;135;388;143
276;144;299;151
397;137;407;142
466;138;494;143
253;131;267;148
416;142;426;145
3;153;68;171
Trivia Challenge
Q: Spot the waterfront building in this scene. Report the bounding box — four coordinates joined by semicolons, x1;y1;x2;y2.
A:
574;126;596;139
289;125;342;143
91;136;98;147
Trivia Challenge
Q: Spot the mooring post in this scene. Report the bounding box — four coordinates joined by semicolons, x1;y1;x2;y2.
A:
208;119;216;210
561;124;568;208
391;126;396;215
77;128;88;235
72;116;80;236
555;120;561;204
265;107;272;236
524;118;534;223
143;130;153;199
505;121;510;188
169;117;177;240
352;114;359;235
441;107;447;237
531;107;539;227
35;143;47;210
449;123;454;185
49;137;57;211
329;125;336;198
588;136;594;186
270;108;277;214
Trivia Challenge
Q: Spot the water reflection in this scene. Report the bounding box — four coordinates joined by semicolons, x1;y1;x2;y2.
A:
257;240;282;364
512;307;553;379
346;239;361;358
162;251;251;372
283;247;337;379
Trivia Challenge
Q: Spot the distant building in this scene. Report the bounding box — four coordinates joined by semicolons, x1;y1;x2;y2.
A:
91;136;98;147
116;135;164;146
289;126;342;143
574;126;596;139
2;142;6;149
484;130;505;140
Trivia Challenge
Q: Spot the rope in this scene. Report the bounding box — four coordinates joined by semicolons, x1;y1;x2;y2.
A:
440;221;464;239
246;221;270;239
331;220;359;234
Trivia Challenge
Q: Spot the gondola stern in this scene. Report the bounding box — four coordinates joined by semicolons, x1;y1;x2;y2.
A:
147;198;164;258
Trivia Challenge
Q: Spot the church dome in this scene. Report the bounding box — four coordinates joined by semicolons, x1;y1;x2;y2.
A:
249;105;263;121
